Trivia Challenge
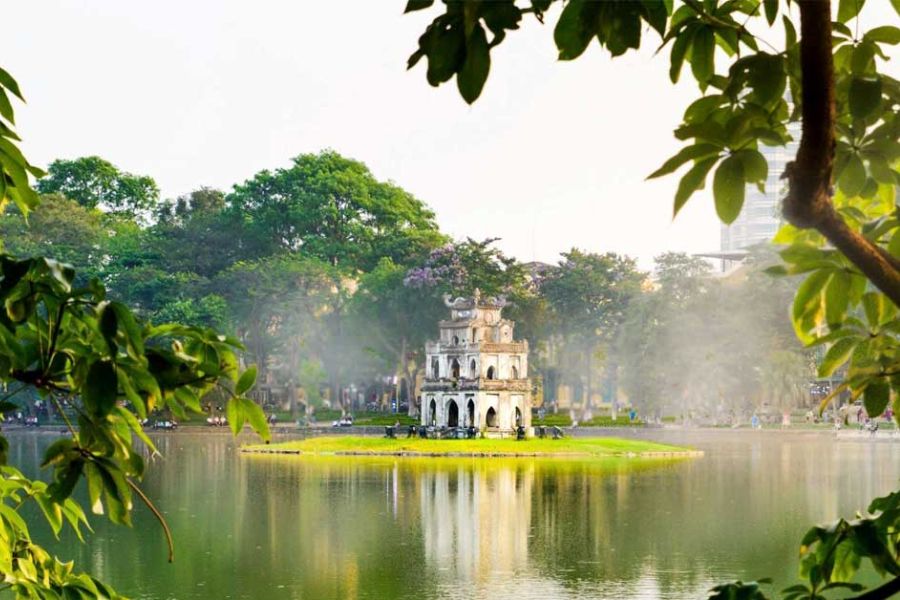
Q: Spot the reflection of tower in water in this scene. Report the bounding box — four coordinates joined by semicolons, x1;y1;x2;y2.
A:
420;463;533;582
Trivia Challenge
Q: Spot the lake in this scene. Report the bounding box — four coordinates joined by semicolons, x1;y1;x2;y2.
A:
7;430;900;599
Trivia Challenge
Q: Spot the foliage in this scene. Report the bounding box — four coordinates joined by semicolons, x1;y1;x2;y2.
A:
539;249;644;409
617;251;811;419
0;68;268;598
36;156;159;223
403;237;524;296
226;150;444;272
404;0;900;597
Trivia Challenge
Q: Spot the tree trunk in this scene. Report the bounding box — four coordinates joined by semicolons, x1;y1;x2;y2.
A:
787;0;900;306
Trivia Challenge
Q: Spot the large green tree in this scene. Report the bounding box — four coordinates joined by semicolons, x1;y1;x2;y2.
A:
540;249;645;411
403;0;900;597
36;156;159;223
227;150;444;272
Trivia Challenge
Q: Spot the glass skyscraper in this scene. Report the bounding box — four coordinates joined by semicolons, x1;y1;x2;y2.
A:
720;130;800;253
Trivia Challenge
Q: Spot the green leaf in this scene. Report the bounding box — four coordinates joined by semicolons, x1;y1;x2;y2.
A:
713;154;745;224
831;540;862;582
669;26;694;83
404;0;433;13
83;360;118;418
763;0;778;25
99;303;118;355
849;76;882;120
241;397;271;442
690;26;715;86
457;24;490;104
0;89;14;125
647;143;721;179
424;25;465;86
0;67;24;101
862;292;887;326
792;270;830;340
819;337;857;377
837;0;866;22
863;379;889;417
825;271;851;326
225;396;245;436
41;439;76;469
673;156;718;217
35;493;63;537
733;149;767;183
783;15;797;47
554;0;599;60
838;153;866;197
236;364;258;396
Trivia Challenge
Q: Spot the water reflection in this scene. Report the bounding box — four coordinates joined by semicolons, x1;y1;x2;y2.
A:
8;432;900;600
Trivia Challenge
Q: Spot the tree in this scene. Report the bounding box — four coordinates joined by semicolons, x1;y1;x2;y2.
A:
0;70;268;597
227;150;444;272
36;156;159;222
0;194;106;280
540;249;645;411
403;1;900;597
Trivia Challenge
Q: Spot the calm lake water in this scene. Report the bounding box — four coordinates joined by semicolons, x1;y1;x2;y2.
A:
7;430;900;600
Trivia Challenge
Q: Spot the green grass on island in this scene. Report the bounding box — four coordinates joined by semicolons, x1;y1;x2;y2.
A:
242;435;696;458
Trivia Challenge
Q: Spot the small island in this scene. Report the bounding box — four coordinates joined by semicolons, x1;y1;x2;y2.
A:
241;435;700;458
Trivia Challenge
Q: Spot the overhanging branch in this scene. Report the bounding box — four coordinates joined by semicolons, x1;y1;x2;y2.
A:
784;0;900;307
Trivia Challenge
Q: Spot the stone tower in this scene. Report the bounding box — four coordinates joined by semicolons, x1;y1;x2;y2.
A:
421;290;531;435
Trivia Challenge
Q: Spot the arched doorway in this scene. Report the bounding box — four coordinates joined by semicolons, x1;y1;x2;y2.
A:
447;400;459;428
511;366;519;379
451;359;460;379
515;407;522;427
486;366;495;380
470;359;477;379
466;399;475;426
486;407;497;427
431;359;439;379
429;398;436;426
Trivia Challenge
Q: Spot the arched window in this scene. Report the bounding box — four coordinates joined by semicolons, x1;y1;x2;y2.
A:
486;407;497;428
447;400;459;428
515;407;522;427
486;366;495;380
451;359;460;379
470;359;477;379
511;366;519;379
452;335;459;345
472;328;478;342
431;359;439;379
466;399;475;427
429;398;436;427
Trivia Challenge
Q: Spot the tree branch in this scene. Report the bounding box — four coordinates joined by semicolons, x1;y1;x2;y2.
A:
127;478;175;563
849;576;900;600
784;0;900;307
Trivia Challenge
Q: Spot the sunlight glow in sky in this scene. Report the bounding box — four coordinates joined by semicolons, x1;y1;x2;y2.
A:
5;1;897;268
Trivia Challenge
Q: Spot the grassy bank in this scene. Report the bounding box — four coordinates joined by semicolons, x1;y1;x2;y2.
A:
242;435;696;458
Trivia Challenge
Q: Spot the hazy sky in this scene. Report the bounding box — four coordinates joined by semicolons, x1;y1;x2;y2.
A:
4;1;897;268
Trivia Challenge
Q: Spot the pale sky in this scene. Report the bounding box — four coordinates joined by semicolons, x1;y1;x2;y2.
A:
4;1;897;268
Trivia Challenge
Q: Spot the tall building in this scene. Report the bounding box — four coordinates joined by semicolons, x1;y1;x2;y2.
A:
720;131;800;254
421;290;531;434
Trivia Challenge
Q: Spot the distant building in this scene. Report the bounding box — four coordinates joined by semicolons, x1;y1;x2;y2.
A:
720;128;800;261
421;290;531;434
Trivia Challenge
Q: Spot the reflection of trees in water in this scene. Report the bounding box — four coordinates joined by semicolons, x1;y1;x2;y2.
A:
17;434;900;600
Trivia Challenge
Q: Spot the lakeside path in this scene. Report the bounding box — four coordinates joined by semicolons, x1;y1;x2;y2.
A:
240;435;702;458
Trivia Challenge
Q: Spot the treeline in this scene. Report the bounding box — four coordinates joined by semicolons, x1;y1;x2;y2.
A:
2;151;813;418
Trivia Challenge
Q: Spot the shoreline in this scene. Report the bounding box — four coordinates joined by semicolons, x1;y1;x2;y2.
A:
239;435;703;459
240;447;704;458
